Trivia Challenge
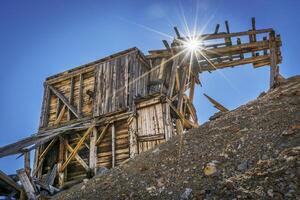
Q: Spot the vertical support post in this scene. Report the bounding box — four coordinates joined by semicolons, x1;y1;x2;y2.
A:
175;119;184;135
89;127;98;176
32;147;39;178
177;65;188;112
189;76;195;103
24;151;31;176
77;74;83;117
58;137;65;188
167;58;179;98
250;17;257;57
68;77;75;121
159;58;166;93
17;169;37;200
111;123;116;168
163;103;173;141
129;114;138;158
269;31;278;88
39;84;51;128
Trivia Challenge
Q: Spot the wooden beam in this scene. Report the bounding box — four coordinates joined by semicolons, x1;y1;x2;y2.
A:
0;170;21;192
68;77;75;121
47;84;82;118
174;26;181;38
269;31;278;88
77;73;83;116
184;95;198;123
224;20;232;47
111;123;116;168
17;169;37;200
175;119;183;135
96;123;110;145
214;24;220;34
54;105;66;125
33;138;58;177
55;99;61;119
60;126;94;172
189;76;195;102
167;57;179;97
38;138;58;160
200;54;270;71
63;139;89;172
175;68;180;92
39;84;51;128
177;65;188;112
149;39;279;62
128;114;138;158
24;151;31;176
137;134;165;142
162;40;171;52
32;147;39;179
236;38;244;59
166;98;198;128
89;127;98;175
203;93;228;112
44;164;57;186
58;137;65;188
198;28;273;41
251;17;257;42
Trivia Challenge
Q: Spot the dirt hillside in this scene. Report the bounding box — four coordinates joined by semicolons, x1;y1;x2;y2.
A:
54;76;300;200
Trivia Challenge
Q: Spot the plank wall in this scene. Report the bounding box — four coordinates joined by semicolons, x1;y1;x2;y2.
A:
93;50;150;116
96;120;129;168
136;102;166;153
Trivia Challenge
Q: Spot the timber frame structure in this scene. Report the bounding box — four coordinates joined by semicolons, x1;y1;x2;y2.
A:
0;18;282;197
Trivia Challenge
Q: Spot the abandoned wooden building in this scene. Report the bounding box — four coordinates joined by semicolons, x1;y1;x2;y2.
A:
0;18;283;198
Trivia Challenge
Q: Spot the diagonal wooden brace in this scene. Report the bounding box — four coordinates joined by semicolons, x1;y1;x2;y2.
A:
96;123;110;145
47;84;82;118
60;126;94;172
62;138;89;171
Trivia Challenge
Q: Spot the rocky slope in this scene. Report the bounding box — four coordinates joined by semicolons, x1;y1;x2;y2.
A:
54;76;300;200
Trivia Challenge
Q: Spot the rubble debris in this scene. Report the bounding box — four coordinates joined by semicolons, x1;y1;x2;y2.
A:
53;76;300;199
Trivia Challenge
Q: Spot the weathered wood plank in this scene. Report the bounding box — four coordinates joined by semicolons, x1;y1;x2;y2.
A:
54;105;66;125
58;137;65;188
0;170;21;192
24;151;31;176
39;84;51;128
77;73;83;117
17;169;37;200
203;93;228;112
68;77;75;120
128;114;138;158
89;127;98;175
45;164;57;186
167;57;179;97
177;65;188;112
111;123;116;168
269;31;278;88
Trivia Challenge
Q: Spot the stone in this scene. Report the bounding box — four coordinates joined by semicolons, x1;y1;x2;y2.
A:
204;162;217;176
237;160;248;171
180;188;192;199
267;189;273;197
83;178;89;184
97;167;109;175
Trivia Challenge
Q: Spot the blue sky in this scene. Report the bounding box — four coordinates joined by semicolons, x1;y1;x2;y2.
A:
0;0;299;174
